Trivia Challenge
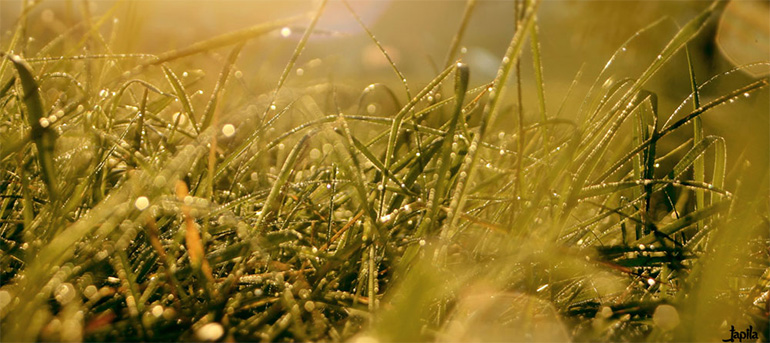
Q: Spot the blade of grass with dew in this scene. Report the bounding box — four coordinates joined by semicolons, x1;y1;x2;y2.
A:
444;0;539;239
347;134;413;196
379;64;455;219
442;0;477;68
630;91;652;237
686;46;705;233
162;65;199;134
256;133;311;230
592;77;768;185
139;15;304;68
530;15;548;153
710;137;726;204
420;63;469;238
641;93;659;234
261;0;328;125
634;200;730;246
332;120;381;238
562;1;727;222
9;54;58;201
5;130;213;339
201;43;244;131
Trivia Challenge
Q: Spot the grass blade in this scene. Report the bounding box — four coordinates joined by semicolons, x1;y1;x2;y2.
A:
162;65;199;134
8;54;58;201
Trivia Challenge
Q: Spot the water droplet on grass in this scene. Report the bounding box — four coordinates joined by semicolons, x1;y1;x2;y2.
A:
309;148;321;160
39;118;50;128
151;305;164;318
196;322;224;341
280;27;292;37
134;196;150;210
366;104;377;115
222;124;236;137
55;283;76;304
304;301;316;311
296;68;304;76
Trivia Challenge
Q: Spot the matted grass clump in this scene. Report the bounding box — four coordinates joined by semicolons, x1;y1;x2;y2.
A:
1;0;768;342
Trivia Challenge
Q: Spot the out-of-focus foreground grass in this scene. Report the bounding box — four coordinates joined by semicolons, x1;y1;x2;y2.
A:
0;0;768;342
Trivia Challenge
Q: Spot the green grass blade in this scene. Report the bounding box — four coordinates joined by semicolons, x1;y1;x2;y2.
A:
141;15;303;67
686;46;705;231
9;54;58;201
633;200;730;245
256;133;311;230
201;43;244;130
162;65;199;134
444;0;540;236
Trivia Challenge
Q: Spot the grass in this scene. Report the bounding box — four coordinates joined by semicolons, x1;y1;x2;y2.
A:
1;0;769;342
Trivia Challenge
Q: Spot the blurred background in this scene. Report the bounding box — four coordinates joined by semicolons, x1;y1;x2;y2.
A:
1;0;768;188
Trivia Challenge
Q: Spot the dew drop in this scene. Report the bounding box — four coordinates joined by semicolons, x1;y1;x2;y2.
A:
280;27;292;37
499;149;505;156
270;104;277;111
366;104;377;115
151;305;164;318
196;322;224;341
83;285;97;299
502;56;510;64
743;92;750;98
304;300;316;312
647;278;656;286
234;70;243;79
418;239;426;246
460;46;467;54
309;148;321;160
39;118;50;128
55;283;76;304
296;68;304;76
222;124;236;137
134;196;150;211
